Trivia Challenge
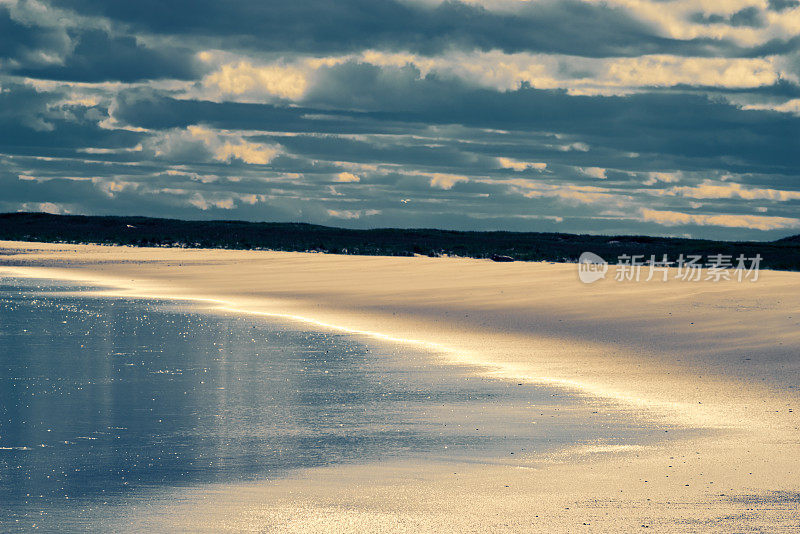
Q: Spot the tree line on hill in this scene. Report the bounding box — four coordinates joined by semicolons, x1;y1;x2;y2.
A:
1;212;798;271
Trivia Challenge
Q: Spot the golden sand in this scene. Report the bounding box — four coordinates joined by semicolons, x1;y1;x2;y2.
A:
1;241;798;532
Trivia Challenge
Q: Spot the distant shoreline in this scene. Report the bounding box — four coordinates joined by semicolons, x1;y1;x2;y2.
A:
2;212;799;270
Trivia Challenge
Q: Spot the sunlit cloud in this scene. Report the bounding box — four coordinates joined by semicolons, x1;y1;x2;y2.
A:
335;172;361;183
497;157;547;172
640;208;800;230
580;167;607;179
201;60;308;101
326;208;381;219
0;0;798;238
427;173;469;190
662;180;800;201
149;125;281;165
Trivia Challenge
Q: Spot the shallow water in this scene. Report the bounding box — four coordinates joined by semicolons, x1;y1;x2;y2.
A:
0;277;672;531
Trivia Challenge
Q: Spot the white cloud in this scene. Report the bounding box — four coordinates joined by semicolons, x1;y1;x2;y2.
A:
150;125;281;165
501;179;627;206
558;142;590;152
192;45;789;107
497;157;547;172
580;167;607;179
214;140;278;164
644;171;682;185
598;0;799;48
187;192;236;210
335;172;361;182
18;202;69;214
349;49;785;95
163;169;220;183
79;144;144;155
92;178;139;198
427;172;469;189
640;208;800;230
743;98;800;115
202;60;308;101
662;180;800;201
604;55;778;89
327;208;381;219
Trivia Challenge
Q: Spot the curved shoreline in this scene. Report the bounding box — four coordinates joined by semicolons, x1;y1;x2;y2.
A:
1;241;798;531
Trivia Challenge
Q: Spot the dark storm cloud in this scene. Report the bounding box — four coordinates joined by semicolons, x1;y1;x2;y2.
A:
106;62;800;178
112;87;428;136
767;0;800;12
691;7;766;28
113;89;342;131
3;0;800;239
665;80;800;99
258;133;480;169
0;172;103;207
305;63;800;174
11;29;203;82
0;8;69;64
51;0;770;58
0;82;142;154
729;7;766;27
0;5;201;82
0;170;299;221
0;81;60;131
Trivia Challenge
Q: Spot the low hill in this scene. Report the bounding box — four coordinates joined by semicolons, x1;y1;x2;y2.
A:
1;212;798;270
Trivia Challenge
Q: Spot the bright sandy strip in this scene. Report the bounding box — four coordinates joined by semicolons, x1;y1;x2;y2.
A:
1;241;798;532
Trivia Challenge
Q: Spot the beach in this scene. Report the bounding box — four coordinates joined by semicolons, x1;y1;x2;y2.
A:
1;240;798;532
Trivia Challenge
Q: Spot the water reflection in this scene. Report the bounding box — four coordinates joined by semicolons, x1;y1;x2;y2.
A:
0;278;662;530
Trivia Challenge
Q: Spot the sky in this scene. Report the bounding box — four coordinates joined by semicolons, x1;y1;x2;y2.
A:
1;0;799;240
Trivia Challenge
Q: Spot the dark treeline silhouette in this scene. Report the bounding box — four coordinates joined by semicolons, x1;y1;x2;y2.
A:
1;212;798;270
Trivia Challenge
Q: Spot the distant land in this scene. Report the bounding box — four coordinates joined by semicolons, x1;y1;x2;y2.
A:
1;212;799;271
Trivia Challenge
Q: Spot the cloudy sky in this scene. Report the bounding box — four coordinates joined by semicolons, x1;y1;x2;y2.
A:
2;0;799;240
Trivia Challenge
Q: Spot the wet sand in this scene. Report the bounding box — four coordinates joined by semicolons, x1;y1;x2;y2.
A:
1;241;798;532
